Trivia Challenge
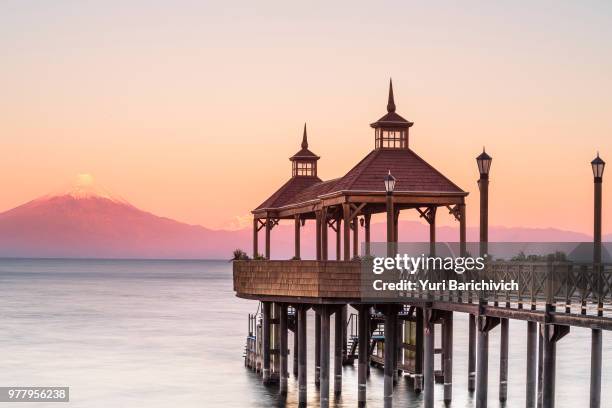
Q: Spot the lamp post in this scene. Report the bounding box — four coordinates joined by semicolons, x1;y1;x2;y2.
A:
476;148;492;257
475;148;493;408
590;152;605;408
385;170;396;257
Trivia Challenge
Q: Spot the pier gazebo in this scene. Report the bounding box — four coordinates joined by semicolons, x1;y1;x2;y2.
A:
252;80;468;263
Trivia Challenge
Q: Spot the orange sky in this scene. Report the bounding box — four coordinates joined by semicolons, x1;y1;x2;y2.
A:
1;2;611;234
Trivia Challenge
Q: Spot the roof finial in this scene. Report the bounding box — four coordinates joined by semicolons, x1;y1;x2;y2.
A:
301;123;308;149
483;146;486;153
387;78;396;113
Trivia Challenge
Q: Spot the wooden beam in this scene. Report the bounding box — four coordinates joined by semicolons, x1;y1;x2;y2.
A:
265;218;271;259
316;211;322;261
430;208;436;256
253;218;259;258
322;207;329;260
364;213;371;256
294;215;301;260
343;203;351;261
336;217;342;260
352;218;358;258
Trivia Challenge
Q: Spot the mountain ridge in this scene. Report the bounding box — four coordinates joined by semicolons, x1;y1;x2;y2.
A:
0;190;609;259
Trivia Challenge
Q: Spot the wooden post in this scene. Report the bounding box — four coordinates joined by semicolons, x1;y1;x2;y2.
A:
273;304;281;381
394;209;400;243
322;208;328;260
423;308;434;408
358;305;369;403
476;316;500;408
364;213;371;256
468;314;476;392
336;217;342;260
499;317;509;402
320;307;331;408
342;306;348;363
280;304;288;394
315;313;321;386
526;321;537;408
459;203;466;258
294;215;301;259
443;311;453;403
590;176;603;408
384;306;397;408
334;307;343;395
253;218;259;258
476;317;489;408
590;328;602;408
414;307;424;393
262;302;271;383
316;211;322;261
265;218;271;259
538;323;543;408
478;177;489;257
293;321;299;377
394;316;402;383
343;203;351;261
429;208;436;256
542;322;556;408
386;194;394;257
298;307;308;405
352;219;358;258
542;307;570;408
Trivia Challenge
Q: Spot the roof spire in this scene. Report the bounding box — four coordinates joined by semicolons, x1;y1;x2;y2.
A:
387;78;396;113
301;123;308;149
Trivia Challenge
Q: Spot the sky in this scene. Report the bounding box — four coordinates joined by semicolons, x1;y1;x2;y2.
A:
1;1;611;234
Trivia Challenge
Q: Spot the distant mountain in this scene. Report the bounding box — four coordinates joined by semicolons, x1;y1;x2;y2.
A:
0;184;251;259
0;180;607;259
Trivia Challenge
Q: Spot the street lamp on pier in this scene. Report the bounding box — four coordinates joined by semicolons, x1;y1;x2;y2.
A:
590;152;605;408
385;170;396;257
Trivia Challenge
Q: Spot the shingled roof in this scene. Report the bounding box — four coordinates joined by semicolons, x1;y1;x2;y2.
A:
331;148;462;193
255;176;322;210
253;81;465;214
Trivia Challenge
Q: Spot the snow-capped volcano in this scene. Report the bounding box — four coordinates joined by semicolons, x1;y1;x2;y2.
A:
36;174;131;206
0;176;251;259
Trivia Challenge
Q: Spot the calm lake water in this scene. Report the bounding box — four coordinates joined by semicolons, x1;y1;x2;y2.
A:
0;259;609;407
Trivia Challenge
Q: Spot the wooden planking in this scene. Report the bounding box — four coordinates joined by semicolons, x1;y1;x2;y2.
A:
234;260;361;298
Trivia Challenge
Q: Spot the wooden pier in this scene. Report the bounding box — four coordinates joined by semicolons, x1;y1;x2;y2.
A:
235;81;609;408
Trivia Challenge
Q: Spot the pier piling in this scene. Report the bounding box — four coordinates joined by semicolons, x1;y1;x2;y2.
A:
358;306;369;405
541;306;570;408
476;315;500;408
315;312;321;386
384;306;397;407
280;304;288;394
298;307;308;406
537;323;543;408
499;317;509;402
293;324;298;377
443;311;453;403
423;308;435;408
590;328;602;408
262;302;271;384
334;307;343;395
468;313;476;392
526;321;537;408
320;307;331;408
414;307;424;393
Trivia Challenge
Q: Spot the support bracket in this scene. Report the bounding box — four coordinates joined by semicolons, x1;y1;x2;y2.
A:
416;206;437;225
